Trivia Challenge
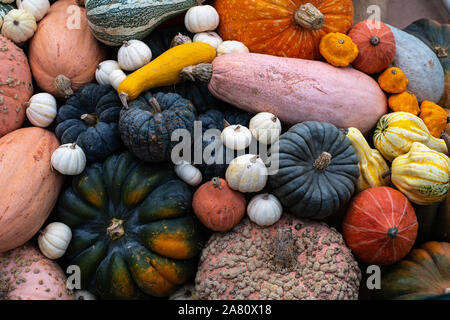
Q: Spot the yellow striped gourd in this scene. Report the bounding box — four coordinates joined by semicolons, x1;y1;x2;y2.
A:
373;112;448;162
391;142;450;205
346;127;390;192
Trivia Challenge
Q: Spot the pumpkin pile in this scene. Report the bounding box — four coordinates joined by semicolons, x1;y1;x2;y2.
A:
0;0;449;301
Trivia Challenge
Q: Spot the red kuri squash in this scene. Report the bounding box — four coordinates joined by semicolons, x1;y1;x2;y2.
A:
342;187;418;266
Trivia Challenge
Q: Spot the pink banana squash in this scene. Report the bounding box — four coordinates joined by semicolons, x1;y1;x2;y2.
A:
182;53;387;135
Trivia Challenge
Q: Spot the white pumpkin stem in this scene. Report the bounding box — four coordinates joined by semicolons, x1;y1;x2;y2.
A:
148;97;162;113
262;193;269;200
294;3;325;30
70;142;77;149
123;40;130;47
271;115;278;122
170;33;192;48
234;125;241;132
313;152;332;172
54;75;74;98
119;93;129;109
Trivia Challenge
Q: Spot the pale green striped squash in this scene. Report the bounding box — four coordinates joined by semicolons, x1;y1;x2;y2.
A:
85;0;203;46
0;3;14;21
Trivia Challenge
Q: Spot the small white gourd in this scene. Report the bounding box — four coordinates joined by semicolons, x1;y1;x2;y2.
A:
247;193;283;227
26;92;57;127
221;123;252;151
225;154;268;193
174;160;202;186
38;222;72;260
16;0;50;21
74;290;97;300
95;60;120;85
109;69;127;90
249;112;282;145
51;143;87;176
1;9;36;43
117;39;152;71
193;31;223;50
184;4;219;33
217;40;249;56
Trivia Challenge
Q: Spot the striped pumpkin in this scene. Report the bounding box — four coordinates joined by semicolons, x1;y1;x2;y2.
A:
346;127;390;193
373;112;448;162
85;0;202;46
392;142;450;206
342;186;418;266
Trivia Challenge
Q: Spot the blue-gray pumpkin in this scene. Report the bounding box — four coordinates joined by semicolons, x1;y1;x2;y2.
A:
55;84;123;162
119;91;197;163
269;121;360;220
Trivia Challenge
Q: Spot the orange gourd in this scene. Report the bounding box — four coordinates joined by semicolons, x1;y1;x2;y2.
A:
419;101;449;138
214;0;354;60
319;32;359;67
28;0;107;98
378;67;409;94
388;92;420;115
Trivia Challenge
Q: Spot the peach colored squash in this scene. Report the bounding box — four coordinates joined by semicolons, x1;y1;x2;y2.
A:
0;127;63;253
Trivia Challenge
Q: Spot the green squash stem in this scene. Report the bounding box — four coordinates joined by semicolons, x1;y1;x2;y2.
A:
107;218;125;240
293;3;325;30
313;152;332;172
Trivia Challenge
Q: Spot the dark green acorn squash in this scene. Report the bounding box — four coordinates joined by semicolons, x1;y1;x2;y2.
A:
119;91;196;163
55;84;123;162
269;121;359;220
0;3;14;21
57;151;204;299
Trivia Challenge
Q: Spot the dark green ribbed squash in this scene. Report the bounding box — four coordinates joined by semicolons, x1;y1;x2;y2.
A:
119;91;196;163
269;121;359;219
0;3;14;21
57;151;204;299
55;84;123;162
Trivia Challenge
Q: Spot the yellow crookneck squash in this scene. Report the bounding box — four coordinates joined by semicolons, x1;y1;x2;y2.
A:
346;127;390;192
391;142;450;206
373;112;448;162
117;42;217;105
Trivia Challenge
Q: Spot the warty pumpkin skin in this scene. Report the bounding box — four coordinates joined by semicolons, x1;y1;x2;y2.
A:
57;151;204;299
0;127;63;253
28;0;108;99
378;67;409;94
0;34;33;138
214;0;354;60
419;101;449;138
388;91;420;116
319;32;359;67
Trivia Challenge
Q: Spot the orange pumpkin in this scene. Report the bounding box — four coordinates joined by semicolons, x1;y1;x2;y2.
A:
419;101;449;138
192;177;246;232
0;127;63;253
28;0;107;98
0;35;33;138
214;0;354;60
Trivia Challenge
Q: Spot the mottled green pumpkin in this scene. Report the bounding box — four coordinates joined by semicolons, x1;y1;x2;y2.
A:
57;151;204;299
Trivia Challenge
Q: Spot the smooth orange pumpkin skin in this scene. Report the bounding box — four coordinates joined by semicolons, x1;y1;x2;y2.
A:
0;35;33;138
0;127;64;253
28;0;107;98
214;0;354;60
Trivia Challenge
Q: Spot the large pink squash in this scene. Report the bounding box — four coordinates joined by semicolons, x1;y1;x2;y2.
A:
0;243;74;300
0;35;33;137
206;53;387;135
0;127;64;253
195;216;362;300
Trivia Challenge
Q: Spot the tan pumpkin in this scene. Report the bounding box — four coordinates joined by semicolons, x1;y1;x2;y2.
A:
28;0;107;98
0;127;63;253
0;34;33;138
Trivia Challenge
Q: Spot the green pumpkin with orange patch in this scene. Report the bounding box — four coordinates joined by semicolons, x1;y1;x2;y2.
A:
57;151;204;299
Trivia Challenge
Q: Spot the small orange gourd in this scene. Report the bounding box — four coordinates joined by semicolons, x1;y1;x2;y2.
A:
378;67;409;93
319;32;359;67
419;101;449;138
388;91;420;115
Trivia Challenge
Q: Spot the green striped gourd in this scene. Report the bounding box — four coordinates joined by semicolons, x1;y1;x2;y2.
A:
0;3;14;21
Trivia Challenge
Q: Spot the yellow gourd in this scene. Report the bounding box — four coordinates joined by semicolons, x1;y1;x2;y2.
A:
378;67;409;94
388;91;420;116
419;101;449;138
346;127;390;192
117;42;217;104
373;112;448;162
391;142;450;205
319;32;359;67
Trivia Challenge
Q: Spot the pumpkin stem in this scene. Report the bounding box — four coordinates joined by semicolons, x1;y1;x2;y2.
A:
211;177;222;189
234;125;241;132
170;33;192;48
294;3;325;30
441;132;450;153
54;75;74;98
262;193;269;200
106;218;125;241
70;142;77;149
180;63;213;83
123;40;130;47
387;227;398;239
271;115;278;122
250;155;259;163
119;93;129;109
223;119;231;128
434;46;448;59
313;152;332;172
382;169;391;179
75;0;85;6
370;36;380;46
148;97;162;113
80;113;98;126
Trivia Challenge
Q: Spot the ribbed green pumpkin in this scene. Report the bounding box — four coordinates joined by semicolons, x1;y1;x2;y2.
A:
85;0;202;46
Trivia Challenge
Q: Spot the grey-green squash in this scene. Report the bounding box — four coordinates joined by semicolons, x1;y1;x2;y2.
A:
387;24;444;104
0;3;14;21
85;0;203;46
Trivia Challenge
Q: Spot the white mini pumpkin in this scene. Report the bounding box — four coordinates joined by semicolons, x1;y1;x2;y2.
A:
184;4;219;33
95;60;120;85
26;92;57;127
217;40;249;56
117;39;152;71
16;0;50;21
74;290;97;300
247;193;283;227
249;112;282;145
169;284;198;300
193;31;223;50
225;154;268;193
174;160;202;186
1;9;36;43
221;124;252;151
51;143;87;176
38;222;72;260
109;69;127;90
